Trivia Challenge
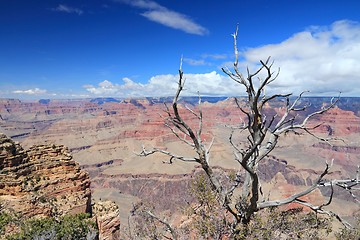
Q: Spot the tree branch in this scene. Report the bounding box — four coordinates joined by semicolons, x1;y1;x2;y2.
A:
258;161;332;210
137;146;198;163
145;210;178;240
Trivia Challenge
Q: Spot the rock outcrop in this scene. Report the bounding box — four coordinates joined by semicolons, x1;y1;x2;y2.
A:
92;200;121;240
0;133;91;218
0;133;122;239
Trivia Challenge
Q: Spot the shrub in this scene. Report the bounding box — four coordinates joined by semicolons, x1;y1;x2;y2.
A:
335;214;360;240
5;213;98;240
234;208;332;239
0;212;13;234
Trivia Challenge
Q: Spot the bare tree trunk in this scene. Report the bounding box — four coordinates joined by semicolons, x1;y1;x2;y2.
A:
138;25;360;234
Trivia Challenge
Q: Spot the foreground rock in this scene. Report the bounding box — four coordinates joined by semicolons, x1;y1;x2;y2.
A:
0;133;91;217
0;133;121;238
93;200;121;240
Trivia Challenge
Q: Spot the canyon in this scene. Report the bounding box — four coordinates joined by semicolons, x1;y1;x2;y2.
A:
0;96;359;230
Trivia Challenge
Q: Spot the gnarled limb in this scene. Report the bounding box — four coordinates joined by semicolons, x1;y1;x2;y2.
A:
221;25;351;225
137;58;240;223
258;161;332;210
138;25;359;234
145;210;178;240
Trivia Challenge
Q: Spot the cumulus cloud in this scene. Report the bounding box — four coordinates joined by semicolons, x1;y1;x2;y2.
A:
116;0;208;35
13;88;48;95
83;80;119;95
239;20;360;96
83;72;241;97
53;4;83;15
84;79;146;96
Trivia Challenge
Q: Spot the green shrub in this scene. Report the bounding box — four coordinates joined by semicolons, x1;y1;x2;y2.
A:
234;208;332;239
35;175;41;183
335;215;360;240
0;212;13;234
6;213;97;240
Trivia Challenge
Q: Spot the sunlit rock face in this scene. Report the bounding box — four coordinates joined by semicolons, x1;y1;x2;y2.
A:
0;133;124;239
0;133;91;218
92;200;121;240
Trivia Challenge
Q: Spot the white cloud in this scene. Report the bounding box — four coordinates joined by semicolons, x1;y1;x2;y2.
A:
13;88;48;95
84;80;119;95
83;72;241;97
141;10;208;35
180;72;242;96
53;4;83;15
201;54;228;60
117;0;208;35
183;54;230;67
84;79;146;96
238;20;360;96
119;0;162;9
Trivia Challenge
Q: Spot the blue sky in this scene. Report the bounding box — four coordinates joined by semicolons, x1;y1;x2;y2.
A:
1;0;360;99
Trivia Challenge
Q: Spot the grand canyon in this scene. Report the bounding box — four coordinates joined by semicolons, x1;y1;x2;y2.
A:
0;96;359;238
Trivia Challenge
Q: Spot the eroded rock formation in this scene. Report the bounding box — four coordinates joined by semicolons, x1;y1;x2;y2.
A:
0;133;121;239
93;200;121;240
0;133;91;217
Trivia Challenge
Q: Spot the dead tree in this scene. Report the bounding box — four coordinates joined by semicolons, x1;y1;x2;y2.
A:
139;26;360;234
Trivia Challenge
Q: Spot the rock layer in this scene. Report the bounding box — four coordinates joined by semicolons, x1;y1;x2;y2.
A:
0;133;122;239
0;133;91;218
92;200;121;240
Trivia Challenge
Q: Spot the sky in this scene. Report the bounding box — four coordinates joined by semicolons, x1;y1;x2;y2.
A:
1;0;360;100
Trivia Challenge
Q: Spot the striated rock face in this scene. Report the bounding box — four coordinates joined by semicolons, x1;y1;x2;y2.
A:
312;106;360;136
0;133;28;168
0;133;91;218
92;200;121;240
0;133;123;238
